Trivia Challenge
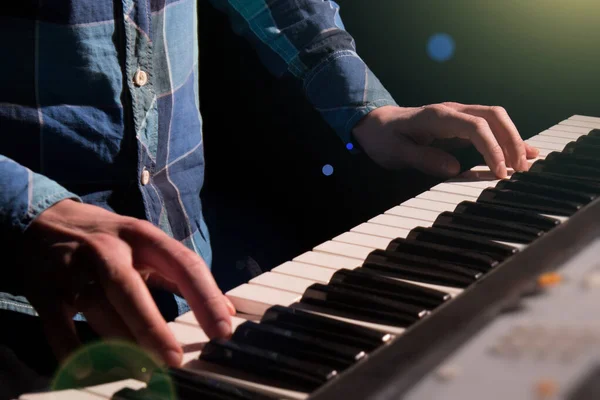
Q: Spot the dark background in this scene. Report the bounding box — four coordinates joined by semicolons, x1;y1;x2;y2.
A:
196;0;600;291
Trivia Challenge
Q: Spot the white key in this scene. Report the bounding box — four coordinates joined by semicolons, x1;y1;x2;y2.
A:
541;129;586;139
333;231;392;249
226;284;301;316
351;222;411;239
385;206;440;222
272;261;335;283
168;322;309;400
402;198;454;212
369;214;431;230
446;179;499;189
570;114;600;123
19;389;103;400
83;379;146;398
525;139;566;151
559;119;600;129
536;147;553;157
251;272;316;294
294;251;462;296
527;135;572;145
430;183;484;197
314;240;375;259
417;191;474;205
553;123;594;133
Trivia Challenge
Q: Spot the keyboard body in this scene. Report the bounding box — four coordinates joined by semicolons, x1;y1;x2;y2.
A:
17;115;600;400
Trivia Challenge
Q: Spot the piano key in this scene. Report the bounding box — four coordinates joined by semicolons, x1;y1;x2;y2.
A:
251;272;317;294
385;206;441;222
430;183;484;198
260;305;392;350
525;139;566;151
432;211;542;244
351;222;412;239
477;188;581;216
563;141;600;158
150;368;276;400
170;318;249;345
300;283;428;327
224;284;406;335
446;178;500;190
527;135;573;145
453;201;560;231
569;115;600;123
19;389;109;400
111;387;165;400
361;249;481;287
169;322;310;399
226;284;302;316
385;237;498;270
272;262;335;283
407;227;518;259
332;231;392;249
84;380;147;399
545;152;600;170
402;198;455;213
231;321;366;370
528;159;600;181
329;268;451;308
295;249;464;294
558;119;600;129
495;180;596;204
540;129;587;139
417;190;477;204
314;240;375;259
199;339;337;391
369;214;432;230
510;171;600;194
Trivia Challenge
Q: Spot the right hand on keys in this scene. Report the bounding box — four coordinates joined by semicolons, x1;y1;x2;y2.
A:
22;199;235;367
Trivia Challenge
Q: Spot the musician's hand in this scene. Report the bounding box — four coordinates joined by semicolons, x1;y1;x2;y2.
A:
22;199;236;367
352;103;539;178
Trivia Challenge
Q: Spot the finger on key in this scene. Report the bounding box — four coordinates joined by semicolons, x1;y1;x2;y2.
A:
440;103;528;171
405;104;507;178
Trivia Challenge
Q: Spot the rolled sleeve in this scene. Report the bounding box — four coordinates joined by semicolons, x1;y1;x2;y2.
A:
1;155;81;232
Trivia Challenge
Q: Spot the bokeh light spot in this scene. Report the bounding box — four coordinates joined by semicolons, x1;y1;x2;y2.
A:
346;142;354;150
322;164;334;176
427;33;455;62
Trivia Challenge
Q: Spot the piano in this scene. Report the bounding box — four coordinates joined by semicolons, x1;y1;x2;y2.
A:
18;114;600;400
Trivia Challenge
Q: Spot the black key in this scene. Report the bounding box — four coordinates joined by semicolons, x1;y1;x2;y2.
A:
577;132;600;144
497;179;596;204
588;128;600;137
149;368;275;400
232;321;365;370
454;200;560;231
330;268;450;309
407;226;518;259
300;283;429;327
200;339;337;391
113;387;167;400
477;188;581;216
510;172;600;196
433;211;543;244
260;305;391;351
563;141;600;158
362;249;482;288
545;152;600;170
529;160;600;181
385;237;498;271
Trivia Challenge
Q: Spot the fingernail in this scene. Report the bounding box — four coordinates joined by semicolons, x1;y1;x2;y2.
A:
224;296;236;316
165;349;182;367
215;319;232;338
496;161;507;178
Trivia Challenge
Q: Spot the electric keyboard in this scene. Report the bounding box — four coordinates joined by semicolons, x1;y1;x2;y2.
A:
18;114;600;400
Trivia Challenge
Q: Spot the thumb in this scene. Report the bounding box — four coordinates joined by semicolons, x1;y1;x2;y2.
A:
404;144;461;177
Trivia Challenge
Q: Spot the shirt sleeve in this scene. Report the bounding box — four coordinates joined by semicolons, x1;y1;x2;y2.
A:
208;0;398;147
0;155;82;233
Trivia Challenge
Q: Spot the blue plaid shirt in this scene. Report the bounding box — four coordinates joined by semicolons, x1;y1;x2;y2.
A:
0;0;397;316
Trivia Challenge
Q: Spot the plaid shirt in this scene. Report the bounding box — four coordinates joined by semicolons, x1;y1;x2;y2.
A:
0;0;396;315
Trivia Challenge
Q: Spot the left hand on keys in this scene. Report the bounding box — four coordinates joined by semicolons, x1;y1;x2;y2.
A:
352;103;539;179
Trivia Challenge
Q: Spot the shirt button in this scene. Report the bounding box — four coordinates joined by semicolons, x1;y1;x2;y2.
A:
141;168;150;185
134;69;148;86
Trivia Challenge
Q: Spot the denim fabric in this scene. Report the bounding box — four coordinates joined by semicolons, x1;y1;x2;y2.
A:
0;0;397;317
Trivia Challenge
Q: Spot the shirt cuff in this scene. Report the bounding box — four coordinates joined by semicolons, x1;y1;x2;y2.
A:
303;49;398;152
